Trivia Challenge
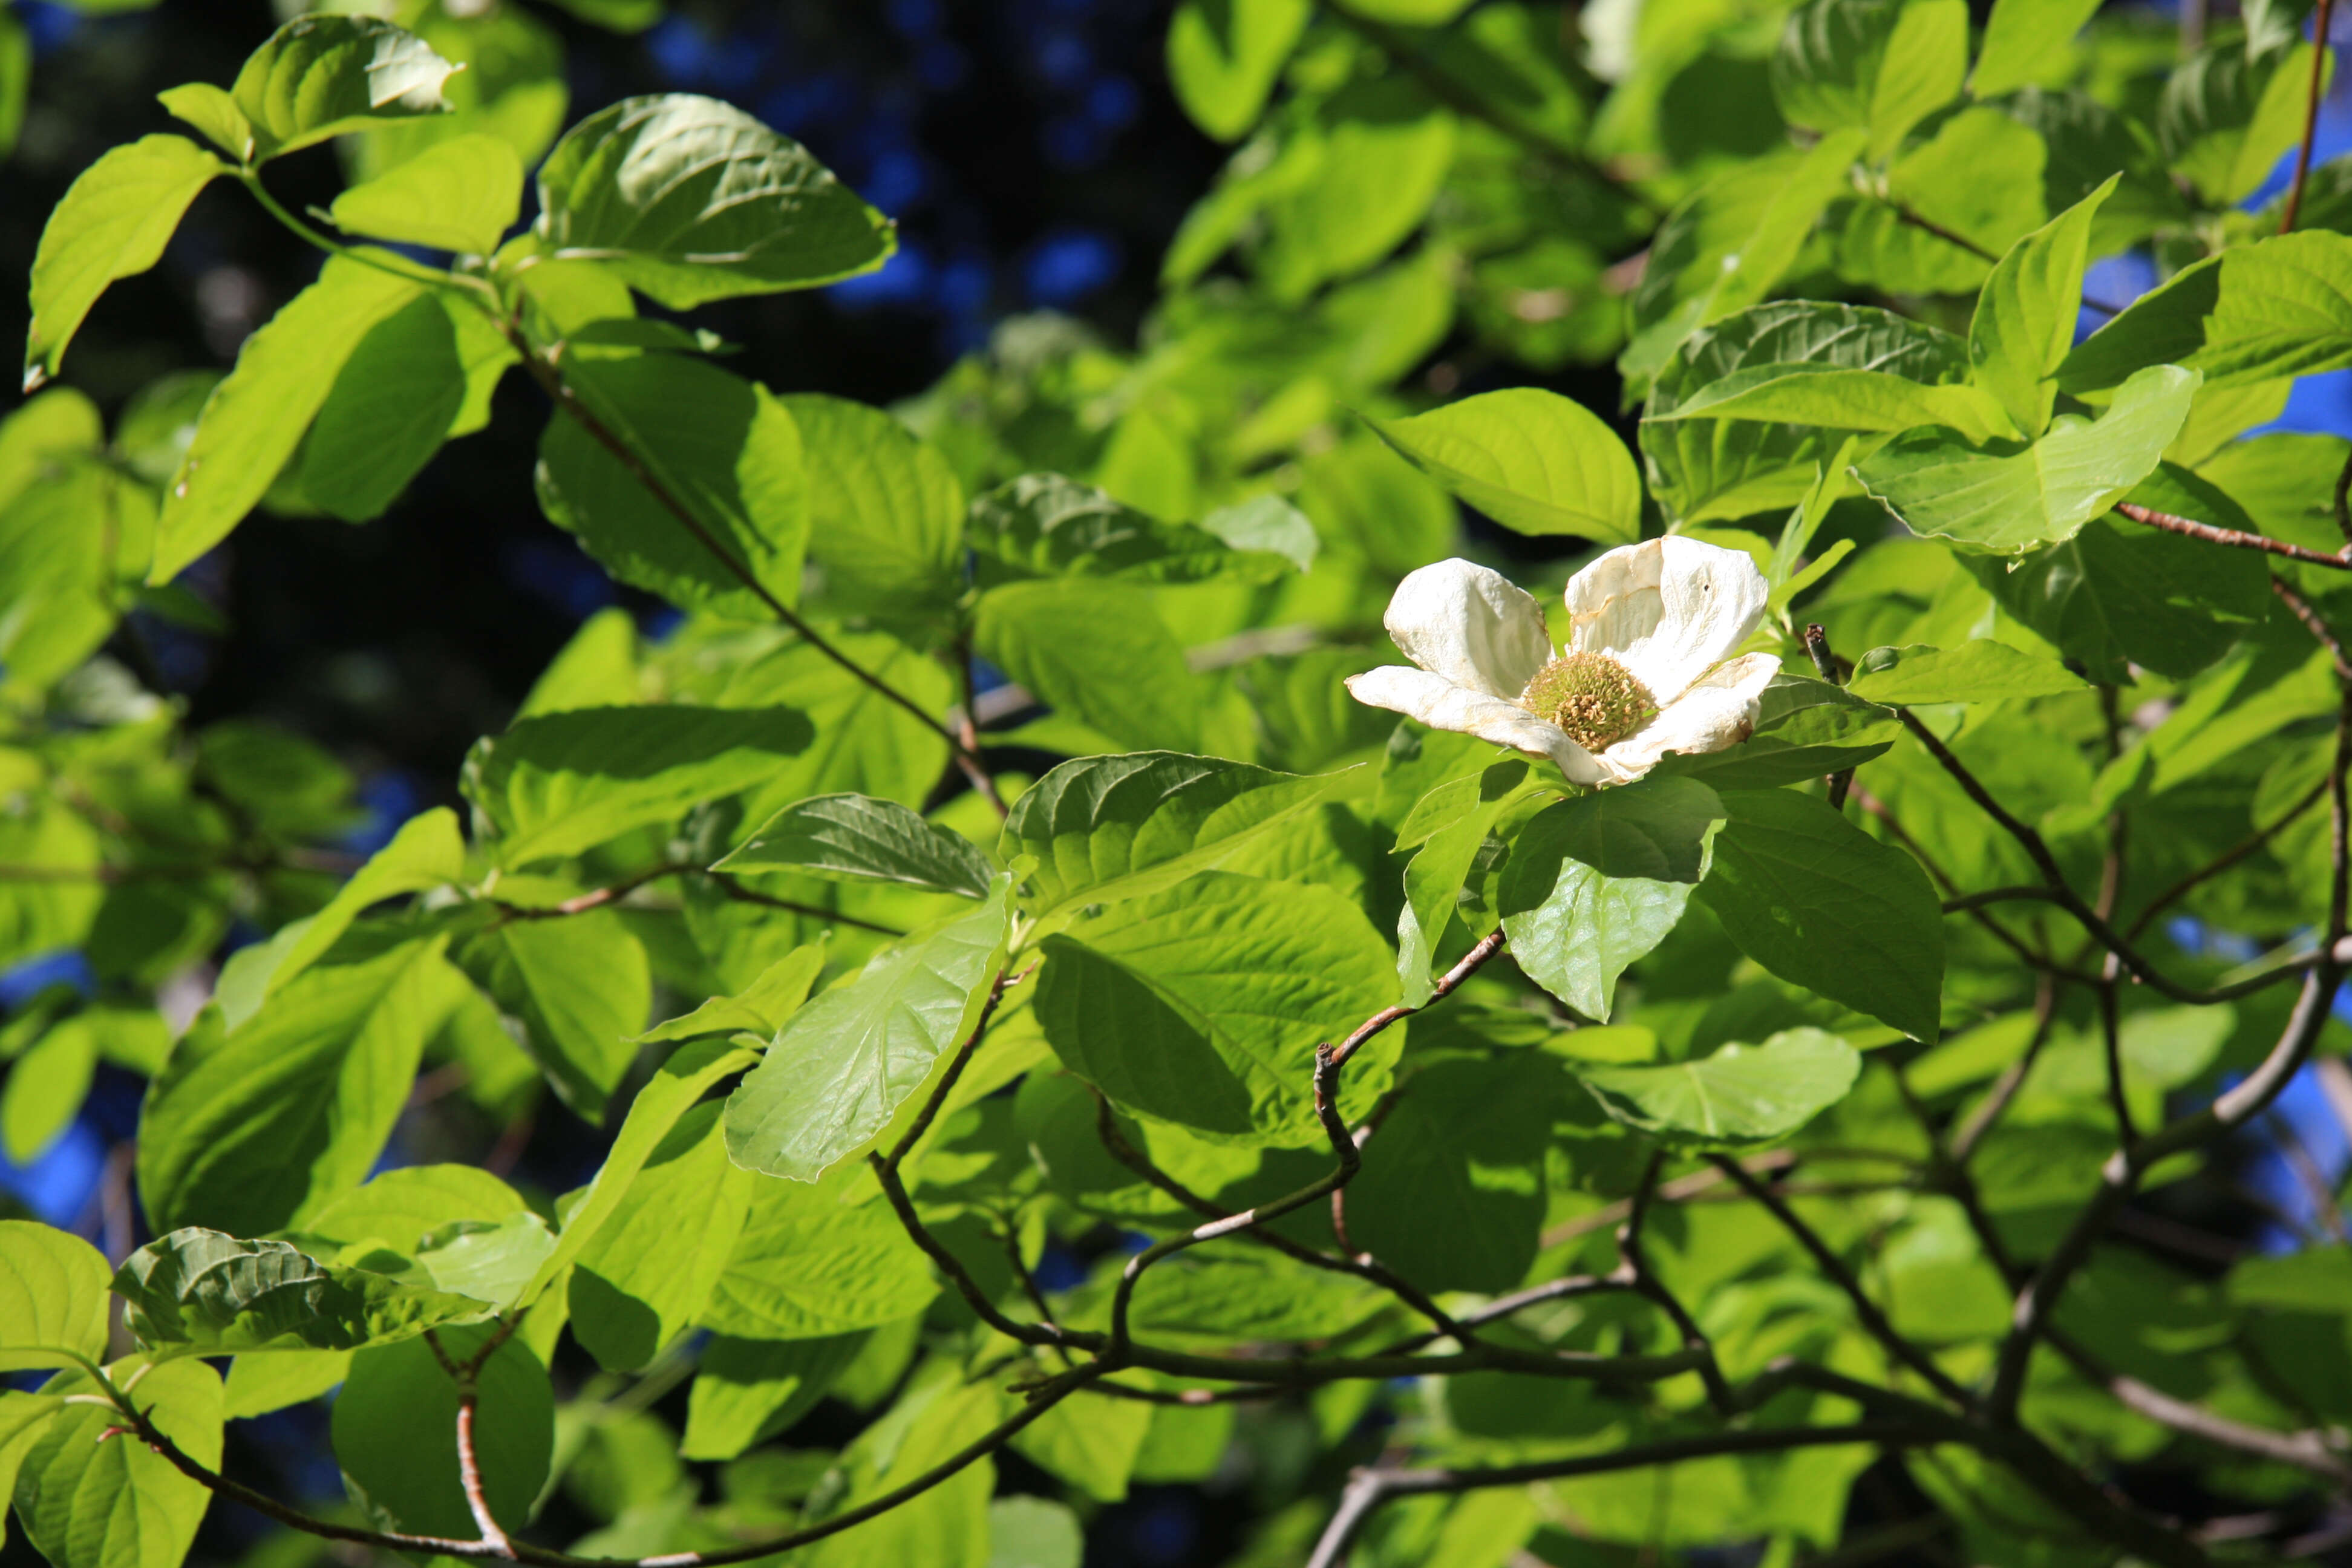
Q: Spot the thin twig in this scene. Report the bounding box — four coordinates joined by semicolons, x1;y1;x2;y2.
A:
2116;502;2352;572
2123;778;2329;940
2279;0;2342;235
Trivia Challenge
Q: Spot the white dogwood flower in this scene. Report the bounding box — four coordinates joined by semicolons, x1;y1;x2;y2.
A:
1345;537;1781;788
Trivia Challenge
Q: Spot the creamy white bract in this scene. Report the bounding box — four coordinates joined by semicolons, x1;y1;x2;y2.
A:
1345;537;1781;787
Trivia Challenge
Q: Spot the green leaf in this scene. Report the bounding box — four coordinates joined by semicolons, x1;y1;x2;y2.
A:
1167;0;1309;141
969;472;1298;584
1256;78;1456;301
702;1163;939;1338
1498;815;1693;1022
155;83;252;162
139;938;456;1236
780;392;964;622
517;1036;760;1308
571;1102;753;1371
1011;1394;1152;1504
1847;642;2089;704
329;131;522;255
1339;1052;1557;1291
975;578;1201;753
1394;761;1532;1006
1648;365;2004;439
1200;492;1319;572
1643;302;1968;524
0;1391;66;1548
801;1365;999;1568
1968;178;2116;437
1969;506;2270;681
1575;1028;1862;1144
465;703;813;866
0;800;102;967
2161;40;2319;204
232;15;459;160
410;1210;557;1307
1626;129;1868;376
1971;0;2100;98
2;1014;99;1165
151;255;423;583
341;2;567;185
458;910;650;1123
536;351;809;619
295;293;467;524
214;807;463;1030
112;1229;493;1358
532;93;893;308
1362;388;1641;543
1855;364;2201;552
1833;108;2047;297
1772;0;1967;161
304;1165;529;1253
0;1221;109;1373
333;1323;550;1540
642;942;826;1045
1111;1244;1384;1341
724;877;1011;1182
22;134;226;390
988;1497;1086;1568
221;1351;350;1419
1036;871;1401;1145
715;794;996;898
1520;776;1727;885
1697;790;1944;1040
681;1331;867;1461
16;1359;220;1568
2059;231;2352;394
1001;751;1350;924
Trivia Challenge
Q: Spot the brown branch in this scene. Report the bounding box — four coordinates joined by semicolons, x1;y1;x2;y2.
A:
1330;929;1506;1068
455;1390;514;1554
2115;501;2352;571
2279;0;2342;235
2275;575;2352;680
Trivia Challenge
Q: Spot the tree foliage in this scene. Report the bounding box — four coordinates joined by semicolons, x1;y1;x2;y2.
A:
7;3;2352;1567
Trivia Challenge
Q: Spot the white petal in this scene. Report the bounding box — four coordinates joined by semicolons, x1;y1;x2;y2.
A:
1345;667;1609;785
1601;653;1782;776
1382;558;1554;701
1565;537;1771;707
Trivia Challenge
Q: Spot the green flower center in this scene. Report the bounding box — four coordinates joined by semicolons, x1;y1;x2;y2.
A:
1520;652;1657;753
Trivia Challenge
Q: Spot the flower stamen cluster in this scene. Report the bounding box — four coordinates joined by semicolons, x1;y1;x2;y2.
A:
1520;652;1657;753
